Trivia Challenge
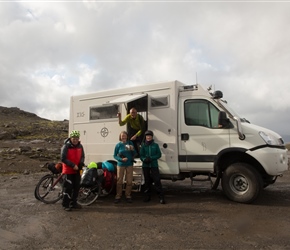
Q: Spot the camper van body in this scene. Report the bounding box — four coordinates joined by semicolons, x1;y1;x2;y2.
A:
69;80;288;203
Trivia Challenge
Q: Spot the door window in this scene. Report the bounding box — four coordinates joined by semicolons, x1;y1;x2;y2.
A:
184;99;220;128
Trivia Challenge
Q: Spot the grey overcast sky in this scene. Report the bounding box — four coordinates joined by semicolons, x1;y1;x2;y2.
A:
0;1;290;139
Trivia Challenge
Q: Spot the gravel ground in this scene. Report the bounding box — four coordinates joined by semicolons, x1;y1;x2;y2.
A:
1;161;290;250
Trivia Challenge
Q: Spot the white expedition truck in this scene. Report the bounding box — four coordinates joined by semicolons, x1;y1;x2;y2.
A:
69;80;289;203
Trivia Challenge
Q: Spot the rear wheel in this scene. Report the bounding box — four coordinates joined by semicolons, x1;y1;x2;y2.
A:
100;160;117;197
35;174;63;204
221;163;263;203
77;182;101;206
100;172;116;197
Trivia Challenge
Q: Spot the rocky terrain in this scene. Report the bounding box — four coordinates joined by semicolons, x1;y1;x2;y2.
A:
0;106;68;174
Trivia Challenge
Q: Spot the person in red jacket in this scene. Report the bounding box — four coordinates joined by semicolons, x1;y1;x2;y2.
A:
61;130;85;211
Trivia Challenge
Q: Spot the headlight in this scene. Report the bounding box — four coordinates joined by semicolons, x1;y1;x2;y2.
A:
259;131;283;146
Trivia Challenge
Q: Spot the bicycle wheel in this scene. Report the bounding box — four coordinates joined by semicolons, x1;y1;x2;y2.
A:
100;161;117;197
35;174;63;204
34;174;52;201
100;172;116;197
77;182;101;206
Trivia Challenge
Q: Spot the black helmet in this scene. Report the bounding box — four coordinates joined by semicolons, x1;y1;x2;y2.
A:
144;130;153;136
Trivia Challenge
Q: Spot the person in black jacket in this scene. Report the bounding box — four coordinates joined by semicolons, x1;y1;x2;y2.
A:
140;130;165;204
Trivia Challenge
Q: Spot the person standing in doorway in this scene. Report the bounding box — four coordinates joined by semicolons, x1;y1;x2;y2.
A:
117;107;145;156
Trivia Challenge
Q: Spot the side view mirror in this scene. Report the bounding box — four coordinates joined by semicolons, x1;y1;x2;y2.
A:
218;111;229;128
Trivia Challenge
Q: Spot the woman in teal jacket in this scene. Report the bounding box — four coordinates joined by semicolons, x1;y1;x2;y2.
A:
140;130;165;204
113;131;136;204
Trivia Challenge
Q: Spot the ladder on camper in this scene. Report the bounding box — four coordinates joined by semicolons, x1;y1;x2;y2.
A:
122;159;144;192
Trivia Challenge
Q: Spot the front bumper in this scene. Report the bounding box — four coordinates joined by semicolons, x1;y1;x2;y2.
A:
246;147;288;176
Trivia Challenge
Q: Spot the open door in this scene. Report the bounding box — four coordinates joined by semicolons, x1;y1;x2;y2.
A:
107;93;148;138
107;93;148;121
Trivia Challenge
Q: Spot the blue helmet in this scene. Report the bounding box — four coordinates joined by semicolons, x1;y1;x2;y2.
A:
102;161;115;172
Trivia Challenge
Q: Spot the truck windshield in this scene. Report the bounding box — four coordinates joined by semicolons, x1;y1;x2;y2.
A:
214;99;246;122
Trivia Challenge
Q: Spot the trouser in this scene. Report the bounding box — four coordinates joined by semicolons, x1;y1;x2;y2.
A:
131;138;141;156
128;128;143;156
62;174;81;208
142;167;164;198
115;166;133;199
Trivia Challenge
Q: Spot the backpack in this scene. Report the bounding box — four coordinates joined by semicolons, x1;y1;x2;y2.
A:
103;168;114;190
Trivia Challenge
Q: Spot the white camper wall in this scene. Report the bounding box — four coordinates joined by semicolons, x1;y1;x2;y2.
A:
69;90;123;163
69;81;184;171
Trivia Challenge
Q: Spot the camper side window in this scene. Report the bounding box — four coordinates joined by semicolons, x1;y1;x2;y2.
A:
90;105;118;120
184;99;219;128
150;96;169;108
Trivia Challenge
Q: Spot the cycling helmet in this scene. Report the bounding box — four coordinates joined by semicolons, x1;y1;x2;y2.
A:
69;130;80;138
88;162;97;169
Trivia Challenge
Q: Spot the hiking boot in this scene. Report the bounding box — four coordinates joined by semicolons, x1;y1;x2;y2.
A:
143;196;151;202
126;197;133;203
63;207;72;211
114;198;121;204
72;203;82;209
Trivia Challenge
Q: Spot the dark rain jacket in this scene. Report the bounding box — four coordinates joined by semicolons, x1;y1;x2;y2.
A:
61;138;85;174
140;140;161;168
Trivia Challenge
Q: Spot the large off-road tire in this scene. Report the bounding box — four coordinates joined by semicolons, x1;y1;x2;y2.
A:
221;163;263;204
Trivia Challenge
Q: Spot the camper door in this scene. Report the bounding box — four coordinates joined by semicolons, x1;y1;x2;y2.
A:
108;93;148;131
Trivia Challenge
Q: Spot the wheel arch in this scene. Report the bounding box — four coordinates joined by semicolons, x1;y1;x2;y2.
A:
214;147;267;178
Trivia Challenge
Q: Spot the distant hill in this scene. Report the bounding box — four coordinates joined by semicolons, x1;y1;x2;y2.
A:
0;106;69;173
0;106;68;140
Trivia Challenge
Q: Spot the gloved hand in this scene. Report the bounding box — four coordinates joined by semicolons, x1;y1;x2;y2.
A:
143;157;152;164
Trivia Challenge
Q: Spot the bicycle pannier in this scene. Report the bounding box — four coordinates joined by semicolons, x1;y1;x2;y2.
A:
103;168;114;190
80;168;98;187
48;162;62;174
